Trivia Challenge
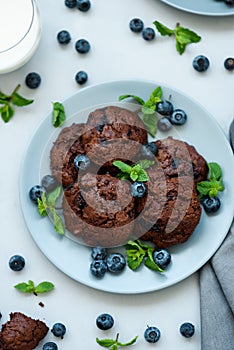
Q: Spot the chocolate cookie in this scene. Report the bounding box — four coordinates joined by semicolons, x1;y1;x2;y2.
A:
0;312;48;350
63;173;136;247
81;106;148;167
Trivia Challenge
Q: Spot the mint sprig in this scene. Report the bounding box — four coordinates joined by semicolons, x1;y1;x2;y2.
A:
153;21;201;55
0;84;33;123
113;160;154;182
37;186;65;235
14;280;54;295
125;240;164;273
96;333;138;350
52;101;66;127
119;86;162;137
197;162;224;198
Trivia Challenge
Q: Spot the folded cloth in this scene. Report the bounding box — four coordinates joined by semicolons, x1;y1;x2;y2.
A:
200;220;234;350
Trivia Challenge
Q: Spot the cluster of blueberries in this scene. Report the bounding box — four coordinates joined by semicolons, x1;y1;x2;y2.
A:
90;247;126;277
95;312;195;343
7;254;66;350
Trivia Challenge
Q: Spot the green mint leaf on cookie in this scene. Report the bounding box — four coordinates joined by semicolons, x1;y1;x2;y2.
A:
0;84;34;123
46;186;62;207
52;101;66;127
153;20;201;55
50;207;65;235
113;161;132;174
34;281;54;294
137;159;155;170
118;94;145;105
14;280;54;294
197;162;224;198
113;160;154;182
142;113;157;137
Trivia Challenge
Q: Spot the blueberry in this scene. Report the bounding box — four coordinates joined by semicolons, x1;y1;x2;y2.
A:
64;0;77;8
91;247;107;260
90;260;107;278
29;185;44;204
75;70;88;85
156;100;174;116
170;109;187;125
152;249;171;270
180;322;195;338
142;27;155;41
77;0;91;12
157;117;172;131
57;30;71;44
74;154;90;170
192;55;210;72
75;39;90;53
224;57;234;71
129;18;144;33
225;0;234;4
144;326;161;343
142;142;158;157
25;72;41;89
43;342;58;350
51;323;66;339
202;196;221;213
96;313;114;330
9;255;25;271
131;182;146;198
106;253;126;273
41;175;58;193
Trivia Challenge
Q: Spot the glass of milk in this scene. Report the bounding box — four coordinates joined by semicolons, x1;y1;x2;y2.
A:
0;0;41;74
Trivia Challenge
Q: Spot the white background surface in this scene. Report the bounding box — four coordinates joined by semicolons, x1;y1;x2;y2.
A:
0;0;234;349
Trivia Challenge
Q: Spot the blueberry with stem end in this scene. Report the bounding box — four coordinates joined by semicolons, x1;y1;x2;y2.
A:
43;342;58;350
9;255;25;271
96;313;114;330
157;117;172;131
144;326;161;343
142;142;158;157
64;0;77;8
131;182;146;198
29;185;45;204
192;55;210;72
90;260;107;278
106;253;126;273
142;27;155;41
57;30;71;45
25;72;41;89
75;39;90;53
75;71;88;85
77;0;91;12
129;18;144;33
170;109;187;125
74;154;90;170
202;196;221;213
91;247;107;260
156;100;174;116
152;249;171;270
224;57;234;71
51;323;66;339
180;322;195;338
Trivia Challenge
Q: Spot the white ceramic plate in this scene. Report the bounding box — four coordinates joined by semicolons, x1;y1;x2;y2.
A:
159;0;234;16
19;80;234;294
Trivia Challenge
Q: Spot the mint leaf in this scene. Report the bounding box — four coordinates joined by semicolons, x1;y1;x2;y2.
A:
153;20;175;36
96;339;117;348
96;334;138;349
208;162;222;181
51;208;65;235
137;159;155;170
52;102;66;127
14;281;35;293
125;240;147;270
1;103;14;122
142;113;157;137
113;160;132;174
11;92;34;107
118;94;145;105
144;249;164;272
34;281;54;294
37;198;47;217
117;336;138;347
46;186;61;207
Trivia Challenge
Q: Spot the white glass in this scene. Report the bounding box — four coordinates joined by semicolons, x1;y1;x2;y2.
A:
0;0;41;74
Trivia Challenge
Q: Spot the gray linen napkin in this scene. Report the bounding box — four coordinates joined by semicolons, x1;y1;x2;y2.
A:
200;220;234;350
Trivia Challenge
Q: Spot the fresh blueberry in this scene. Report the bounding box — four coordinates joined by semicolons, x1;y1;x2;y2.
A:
157;117;172;132
43;342;58;350
25;72;41;89
170;109;187;125
192;55;210;72
129;18;144;33
51;323;66;339
77;0;91;12
106;253;126;273
64;0;77;8
57;30;71;44
152;249;171;270
96;313;114;330
202;196;221;213
41;175;58;193
29;185;45;204
75;70;88;85
74;154;90;170
180;322;195;338
91;247;107;260
156;100;174;116
142;27;155;41
225;0;234;4
75;39;90;53
9;255;25;271
224;57;234;71
142;142;158;157
131;182;146;198
144;326;161;343
90;260;108;278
